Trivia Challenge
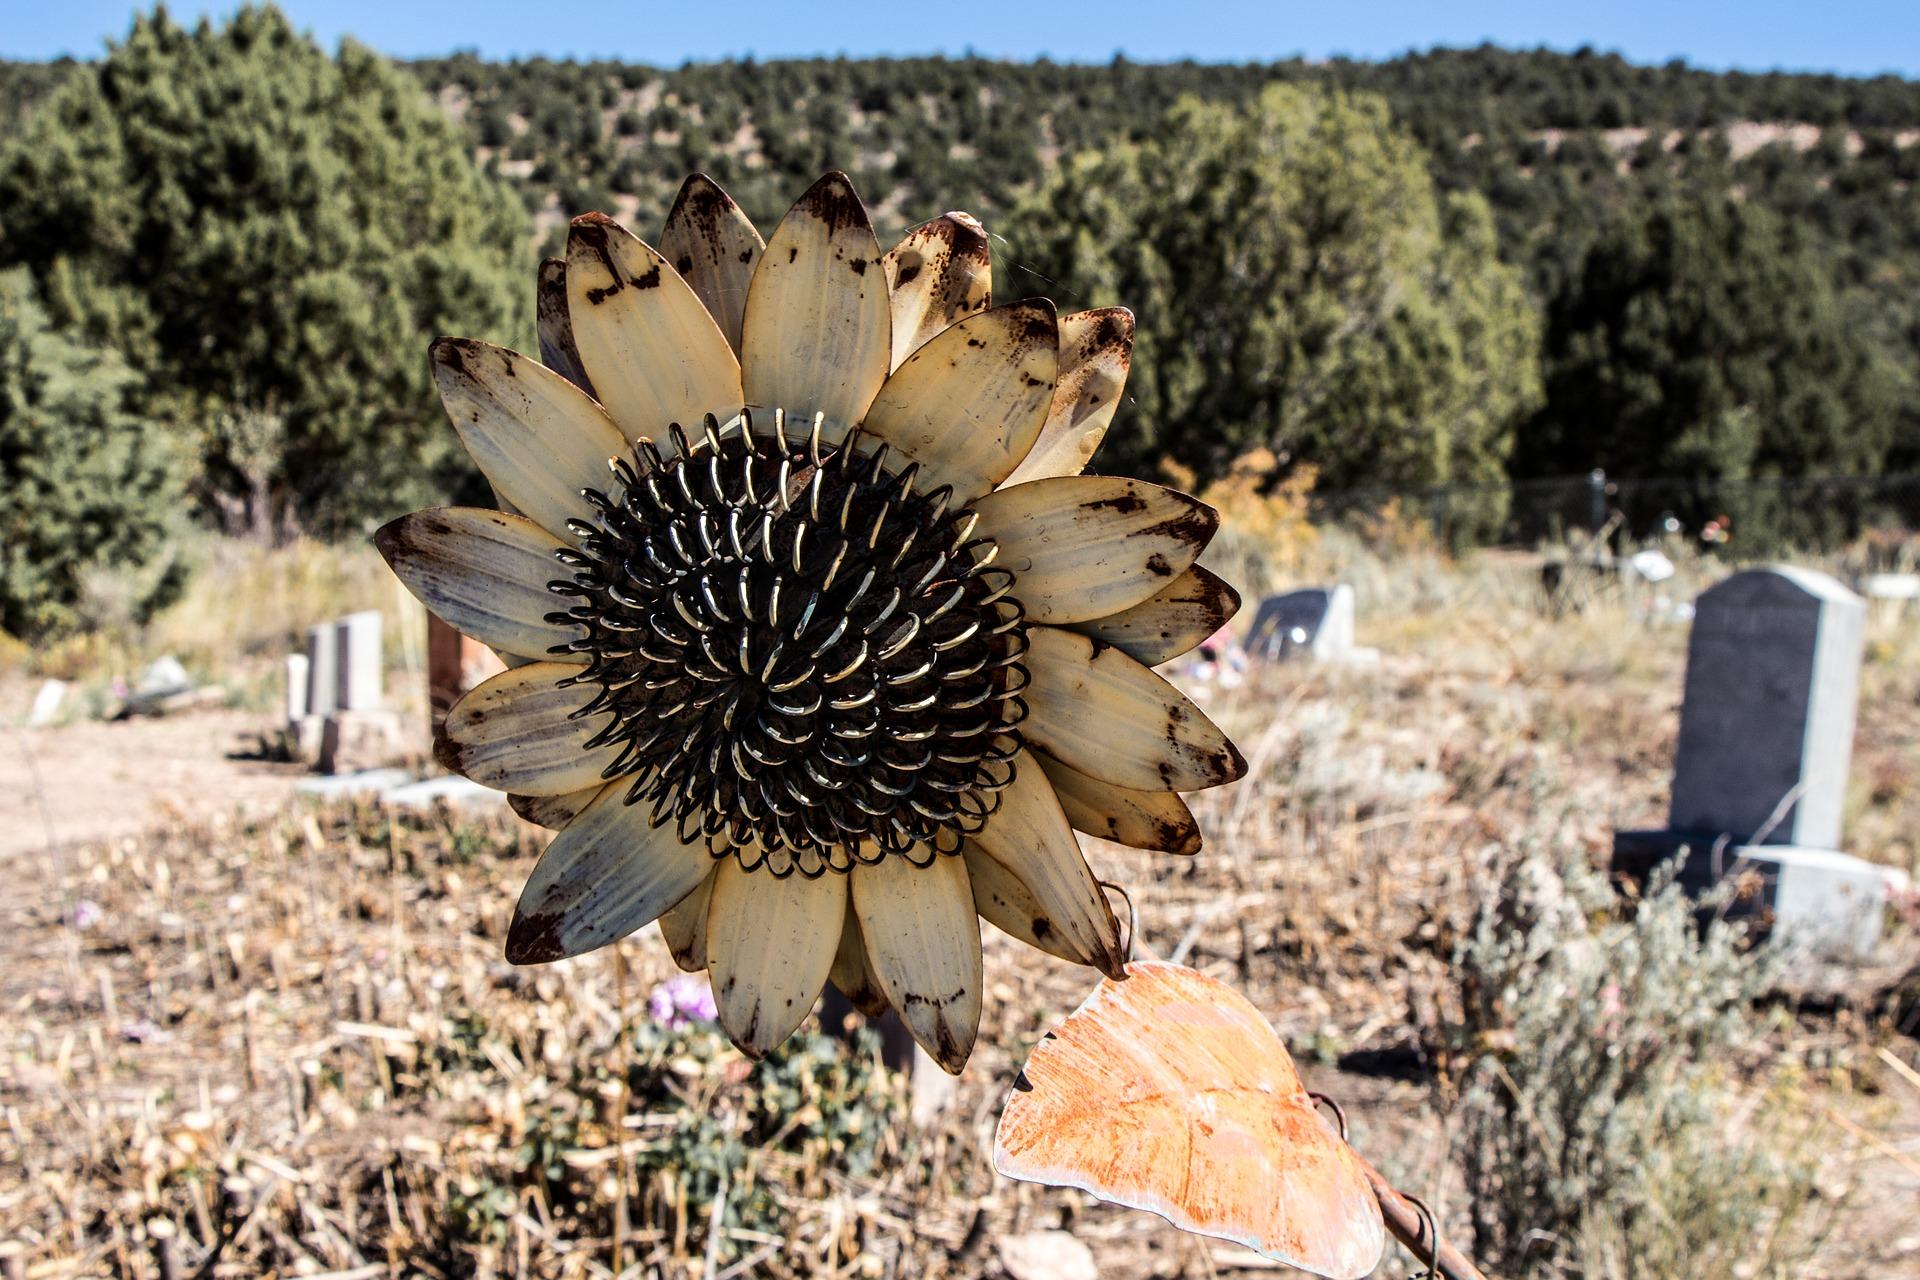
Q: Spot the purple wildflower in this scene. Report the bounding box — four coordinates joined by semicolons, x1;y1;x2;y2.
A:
648;973;718;1030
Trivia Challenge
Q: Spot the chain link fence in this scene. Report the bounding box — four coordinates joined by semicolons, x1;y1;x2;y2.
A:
1312;470;1920;555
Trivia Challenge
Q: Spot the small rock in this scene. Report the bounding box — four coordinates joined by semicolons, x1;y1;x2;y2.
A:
997;1231;1098;1280
28;678;67;726
136;655;192;697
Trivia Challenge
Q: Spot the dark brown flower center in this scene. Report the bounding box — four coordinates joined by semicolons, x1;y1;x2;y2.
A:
547;411;1027;875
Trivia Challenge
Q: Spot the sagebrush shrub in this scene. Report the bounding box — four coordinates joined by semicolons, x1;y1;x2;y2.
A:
1446;846;1827;1279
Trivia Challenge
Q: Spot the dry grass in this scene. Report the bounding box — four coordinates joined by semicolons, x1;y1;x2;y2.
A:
3;530;1918;1277
21;535;419;695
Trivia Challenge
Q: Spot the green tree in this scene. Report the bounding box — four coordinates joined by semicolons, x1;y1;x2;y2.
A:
0;5;532;535
1519;193;1900;486
999;84;1542;514
0;269;184;639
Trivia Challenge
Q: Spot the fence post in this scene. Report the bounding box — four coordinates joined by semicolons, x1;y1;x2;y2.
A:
1588;469;1608;535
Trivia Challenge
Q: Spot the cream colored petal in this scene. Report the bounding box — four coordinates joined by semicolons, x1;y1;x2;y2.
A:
851;853;982;1074
1034;751;1203;854
536;258;595;395
882;211;992;369
1001;308;1134;485
740;172;891;437
1070;565;1241;667
657;869;715;972
860;300;1057;502
509;787;599;830
658;173;763;356
506;782;715;963
707;860;845;1058
374;508;584;662
828;900;890;1018
438;662;623;796
431;337;627;547
1022;626;1246;792
969;476;1217;624
566;213;744;444
968;752;1123;976
964;846;1056;956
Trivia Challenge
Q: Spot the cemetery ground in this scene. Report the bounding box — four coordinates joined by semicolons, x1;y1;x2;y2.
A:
3;535;1919;1278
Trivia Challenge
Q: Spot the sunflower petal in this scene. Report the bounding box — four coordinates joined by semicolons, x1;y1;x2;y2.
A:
968;752;1123;976
505;783;715;963
566;213;744;444
860;300;1057;502
707;860;845;1058
438;662;623;795
1002;308;1134;485
509;788;599;830
536;258;595;396
969;477;1217;625
828;900;890;1018
1070;565;1241;667
659;173;763;356
851;853;982;1074
375;508;584;662
1022;626;1246;792
1035;752;1203;854
657;870;715;972
964;847;1088;965
431;337;628;546
883;212;992;369
740;172;891;436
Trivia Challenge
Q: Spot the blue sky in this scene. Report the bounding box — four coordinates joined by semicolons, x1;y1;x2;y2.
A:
5;0;1917;77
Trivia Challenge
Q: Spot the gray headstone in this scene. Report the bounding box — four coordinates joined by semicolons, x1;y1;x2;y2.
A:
1244;584;1355;662
334;611;384;712
305;624;339;716
1669;567;1864;849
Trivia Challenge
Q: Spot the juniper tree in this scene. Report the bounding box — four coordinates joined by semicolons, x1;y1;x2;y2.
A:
999;83;1543;521
0;4;532;535
1519;193;1901;485
0;270;183;638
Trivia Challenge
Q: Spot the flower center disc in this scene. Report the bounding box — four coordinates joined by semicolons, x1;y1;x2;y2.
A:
550;412;1029;876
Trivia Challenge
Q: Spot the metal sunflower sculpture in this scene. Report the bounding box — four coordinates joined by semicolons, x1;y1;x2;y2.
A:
377;171;1246;1072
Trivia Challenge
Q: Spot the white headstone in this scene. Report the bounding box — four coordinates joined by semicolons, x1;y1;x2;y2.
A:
1669;566;1865;848
335;611;384;712
284;653;310;724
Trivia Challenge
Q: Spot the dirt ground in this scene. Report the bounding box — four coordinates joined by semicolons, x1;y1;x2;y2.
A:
3;649;1918;1278
1;702;306;859
4;562;1918;1277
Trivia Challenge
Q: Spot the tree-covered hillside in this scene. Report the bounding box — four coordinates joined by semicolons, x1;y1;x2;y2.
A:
343;48;1920;487
0;25;1916;636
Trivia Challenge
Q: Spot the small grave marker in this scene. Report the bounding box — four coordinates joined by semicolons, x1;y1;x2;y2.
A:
284;654;310;723
1244;585;1353;661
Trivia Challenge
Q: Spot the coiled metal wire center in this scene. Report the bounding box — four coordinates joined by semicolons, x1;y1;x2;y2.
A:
547;410;1028;875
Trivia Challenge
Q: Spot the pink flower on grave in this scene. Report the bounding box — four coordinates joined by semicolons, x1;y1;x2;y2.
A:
648;973;718;1031
1596;981;1626;1039
71;899;103;931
